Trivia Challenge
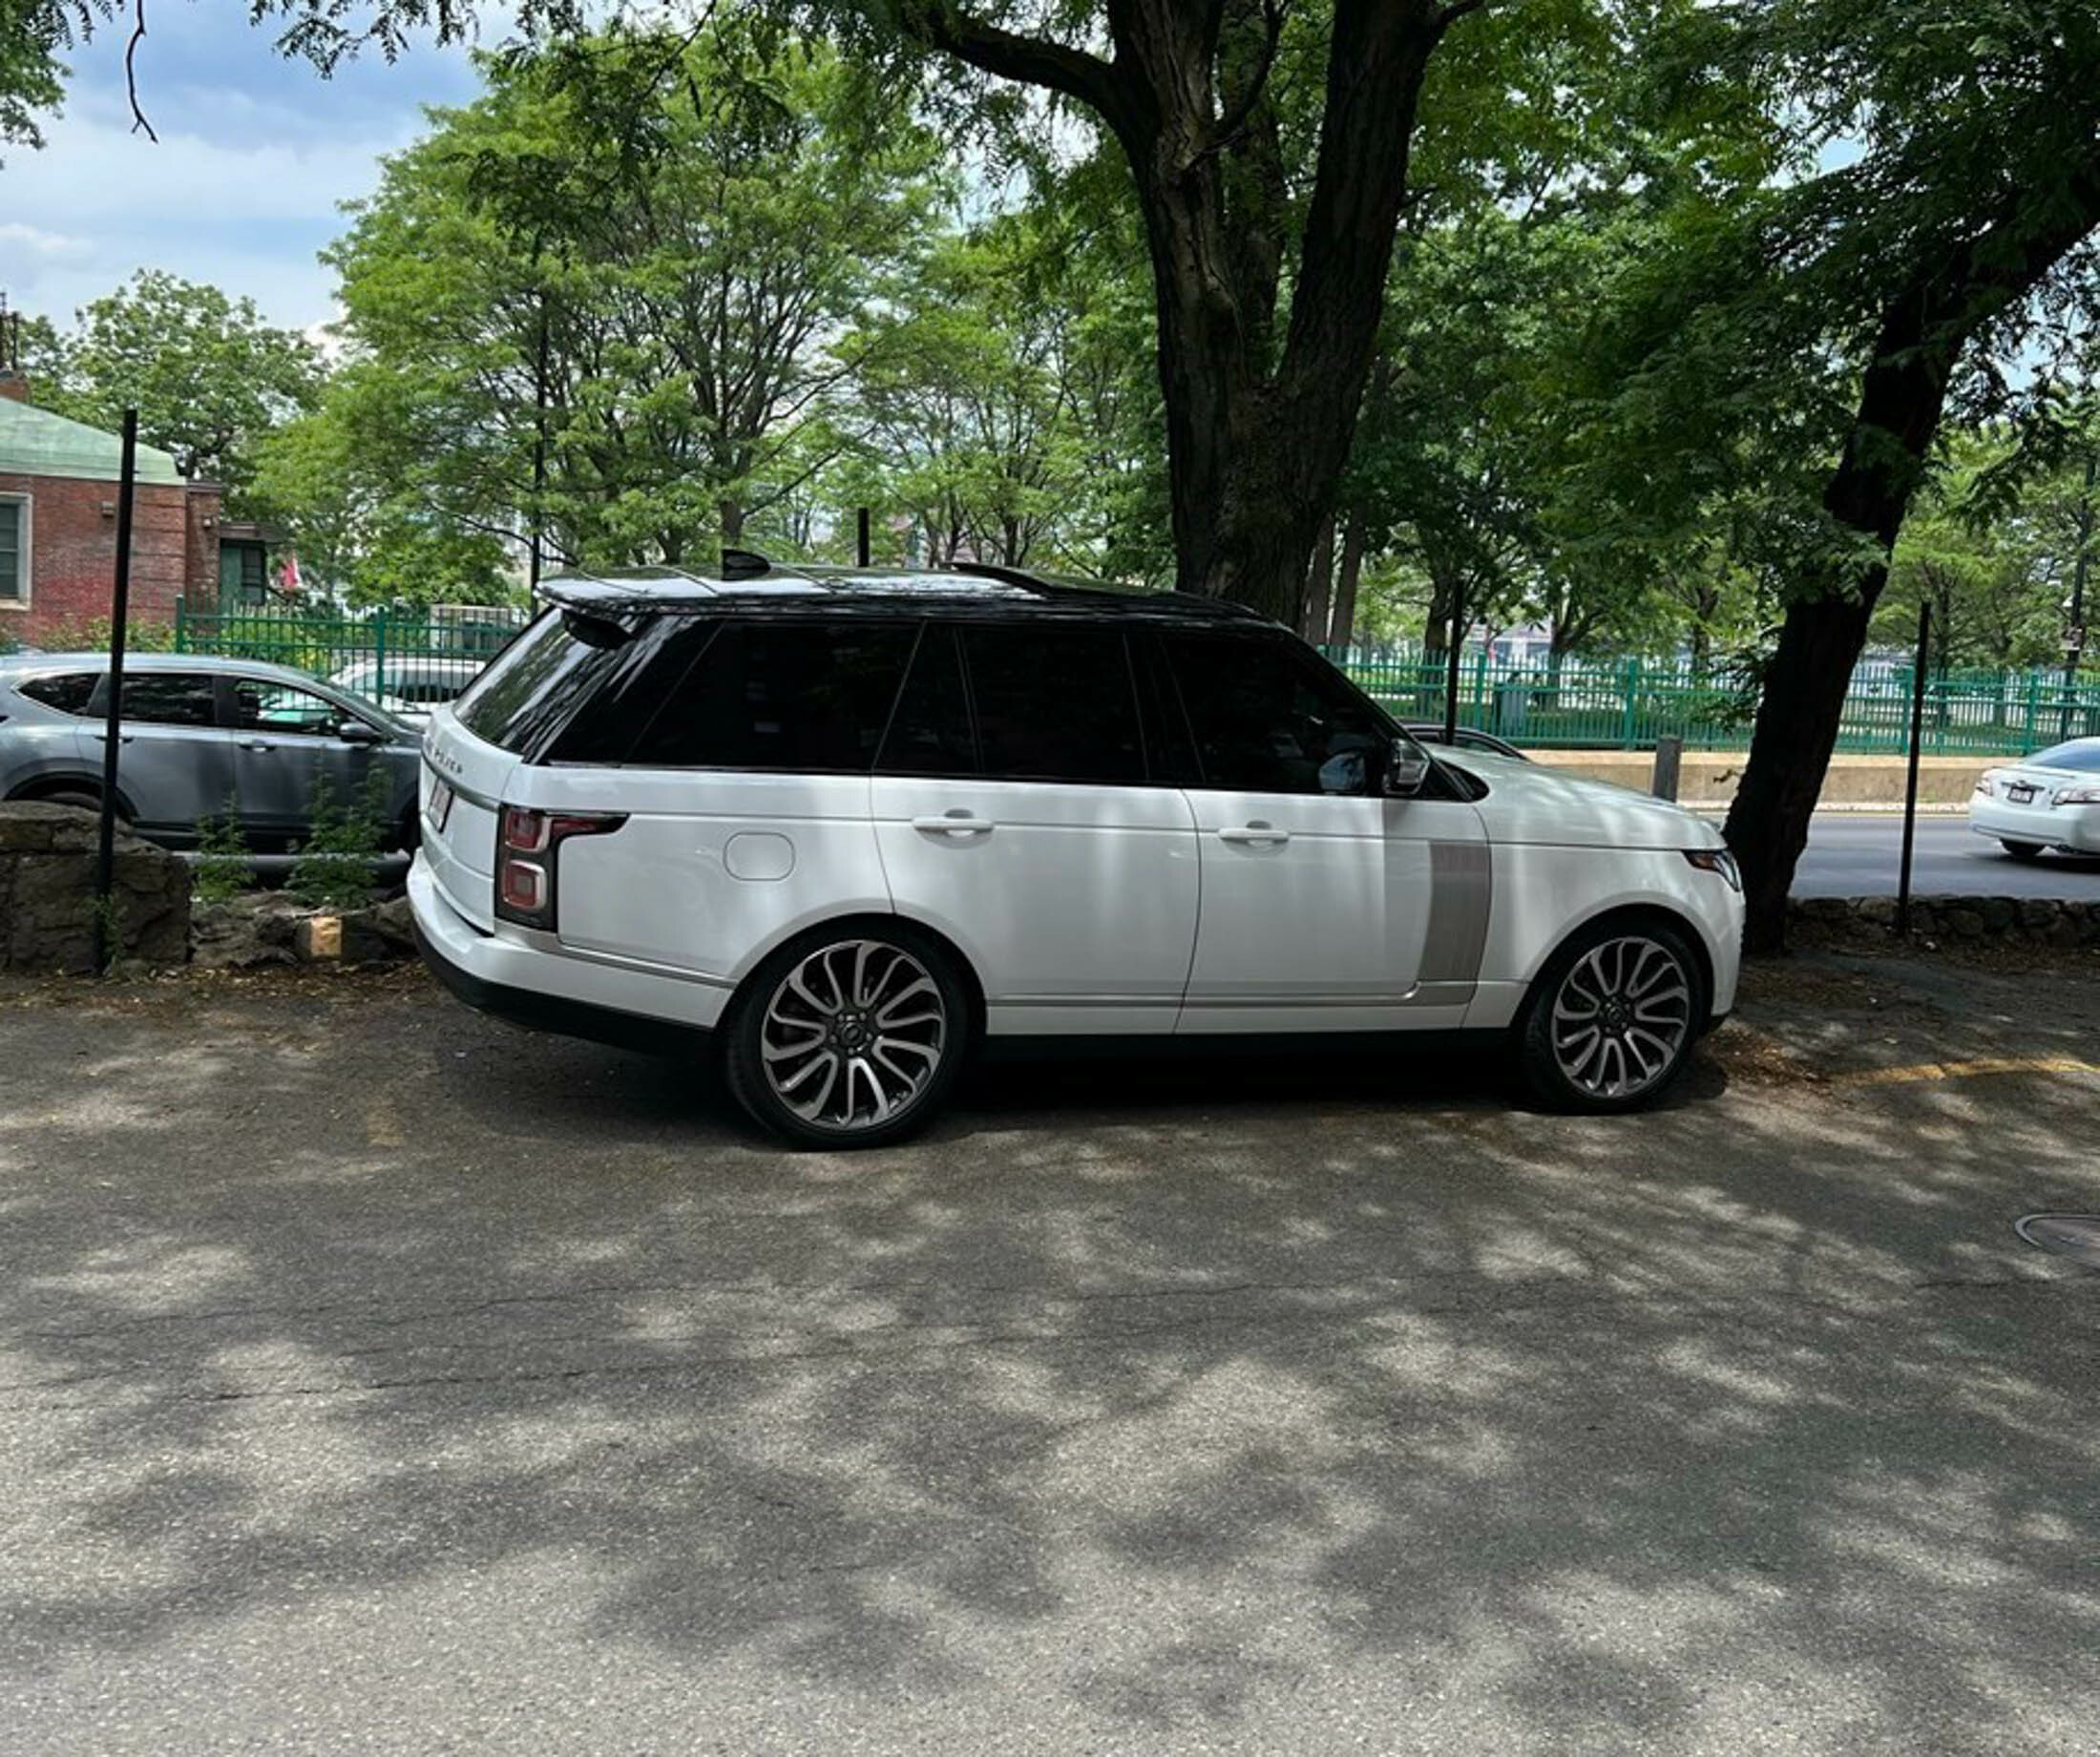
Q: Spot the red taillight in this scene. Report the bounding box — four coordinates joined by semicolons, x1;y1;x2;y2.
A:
494;805;625;930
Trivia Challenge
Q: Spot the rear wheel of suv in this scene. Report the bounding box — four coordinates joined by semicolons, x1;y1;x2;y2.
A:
1518;918;1705;1114
723;922;971;1149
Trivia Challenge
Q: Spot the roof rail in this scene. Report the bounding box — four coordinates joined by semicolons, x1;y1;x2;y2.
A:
943;561;1054;594
720;547;772;579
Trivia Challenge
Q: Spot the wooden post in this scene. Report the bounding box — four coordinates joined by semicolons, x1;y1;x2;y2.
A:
93;408;139;974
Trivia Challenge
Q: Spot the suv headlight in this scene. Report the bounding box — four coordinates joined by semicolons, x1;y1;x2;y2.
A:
1683;847;1742;891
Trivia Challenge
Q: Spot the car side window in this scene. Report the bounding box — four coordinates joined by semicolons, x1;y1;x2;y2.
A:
16;672;100;716
1164;631;1389;795
117;674;220;729
876;625;977;777
232;680;348;736
959;623;1147;784
623;618;917;772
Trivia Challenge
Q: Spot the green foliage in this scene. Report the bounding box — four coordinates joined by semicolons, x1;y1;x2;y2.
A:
0;6;63;159
316;20;947;575
29;271;325;511
191;796;252;905
287;771;388;910
30;617;179;655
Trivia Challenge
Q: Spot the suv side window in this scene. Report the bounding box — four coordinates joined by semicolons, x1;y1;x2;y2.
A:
959;622;1146;784
233;679;348;736
115;674;220;729
1164;630;1389;795
876;625;976;777
16;672;99;716
624;618;916;772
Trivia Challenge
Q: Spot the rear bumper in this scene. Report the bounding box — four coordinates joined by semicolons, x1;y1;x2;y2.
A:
1968;800;2100;852
409;856;718;1056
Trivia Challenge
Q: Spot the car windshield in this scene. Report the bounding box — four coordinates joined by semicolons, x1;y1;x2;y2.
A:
2024;740;2100;772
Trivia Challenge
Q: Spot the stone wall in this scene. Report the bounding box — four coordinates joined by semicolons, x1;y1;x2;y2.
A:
1789;893;2100;949
0;802;190;973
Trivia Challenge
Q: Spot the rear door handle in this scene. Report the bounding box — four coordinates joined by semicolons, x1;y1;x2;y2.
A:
1219;824;1290;846
241;740;277;752
93;734;136;744
912;814;995;836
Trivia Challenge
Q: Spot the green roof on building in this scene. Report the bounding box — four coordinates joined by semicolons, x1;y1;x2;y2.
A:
0;398;184;485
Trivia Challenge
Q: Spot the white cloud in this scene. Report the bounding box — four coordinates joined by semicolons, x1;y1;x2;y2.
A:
0;223;93;259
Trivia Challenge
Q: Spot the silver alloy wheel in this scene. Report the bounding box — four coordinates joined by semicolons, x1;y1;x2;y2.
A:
759;939;949;1133
1548;934;1693;1100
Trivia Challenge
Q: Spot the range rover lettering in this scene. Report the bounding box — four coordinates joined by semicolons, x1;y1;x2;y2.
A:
409;555;1745;1147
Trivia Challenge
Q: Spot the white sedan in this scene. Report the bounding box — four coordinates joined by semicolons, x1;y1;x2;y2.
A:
1970;738;2100;860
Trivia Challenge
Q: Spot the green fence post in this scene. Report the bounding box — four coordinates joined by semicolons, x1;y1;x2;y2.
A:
2023;670;2039;750
1473;649;1488;728
1621;656;1641;748
173;598;189;654
373;607;388;701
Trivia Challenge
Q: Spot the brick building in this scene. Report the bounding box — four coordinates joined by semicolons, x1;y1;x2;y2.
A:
0;371;222;648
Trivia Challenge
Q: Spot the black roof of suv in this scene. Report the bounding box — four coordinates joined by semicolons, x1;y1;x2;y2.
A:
539;554;1271;627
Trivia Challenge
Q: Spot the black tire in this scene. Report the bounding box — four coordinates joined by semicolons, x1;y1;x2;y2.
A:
2000;839;2047;863
722;920;972;1150
1517;916;1707;1114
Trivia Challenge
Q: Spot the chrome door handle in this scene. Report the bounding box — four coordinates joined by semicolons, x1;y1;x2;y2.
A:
1219;824;1290;845
93;734;136;744
911;814;994;836
241;740;277;752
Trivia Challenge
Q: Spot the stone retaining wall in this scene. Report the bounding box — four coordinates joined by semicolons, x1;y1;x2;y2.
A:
0;802;190;972
1788;893;2100;949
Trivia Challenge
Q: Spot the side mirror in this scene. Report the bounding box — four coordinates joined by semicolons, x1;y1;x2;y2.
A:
335;717;384;746
1384;740;1433;798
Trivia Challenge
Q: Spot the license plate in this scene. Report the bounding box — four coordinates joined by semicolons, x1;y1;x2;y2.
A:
2007;783;2036;804
428;777;455;833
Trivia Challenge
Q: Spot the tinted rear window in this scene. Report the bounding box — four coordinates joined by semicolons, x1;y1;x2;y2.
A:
2026;740;2100;772
15;672;99;716
455;609;641;755
960;624;1145;784
119;674;220;729
623;620;916;771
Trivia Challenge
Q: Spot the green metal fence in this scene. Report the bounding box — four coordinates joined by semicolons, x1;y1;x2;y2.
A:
1326;647;2100;756
174;602;529;707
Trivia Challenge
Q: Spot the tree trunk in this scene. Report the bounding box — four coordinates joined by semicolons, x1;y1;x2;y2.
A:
1329;511;1365;647
917;0;1460;620
1725;167;2100;952
1302;515;1335;642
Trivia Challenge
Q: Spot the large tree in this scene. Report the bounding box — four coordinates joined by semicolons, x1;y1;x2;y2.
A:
31;271;325;505
317;23;943;574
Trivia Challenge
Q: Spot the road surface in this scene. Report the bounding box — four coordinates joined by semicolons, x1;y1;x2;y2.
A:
4;960;2098;1756
1784;812;2100;898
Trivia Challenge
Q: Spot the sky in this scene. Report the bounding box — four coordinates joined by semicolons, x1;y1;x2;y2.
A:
1;4;507;341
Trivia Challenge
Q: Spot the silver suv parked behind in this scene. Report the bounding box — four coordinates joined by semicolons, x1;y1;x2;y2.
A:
0;652;421;851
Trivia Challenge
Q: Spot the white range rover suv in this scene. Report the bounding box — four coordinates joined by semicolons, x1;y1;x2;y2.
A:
410;556;1744;1147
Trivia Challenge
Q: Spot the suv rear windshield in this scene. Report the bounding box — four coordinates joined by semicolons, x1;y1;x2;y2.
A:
454;609;645;754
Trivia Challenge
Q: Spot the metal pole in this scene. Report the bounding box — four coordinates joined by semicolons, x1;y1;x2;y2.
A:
2061;450;2093;741
1896;601;1930;938
1442;584;1462;746
528;286;550;598
856;507;872;568
93;408;139;974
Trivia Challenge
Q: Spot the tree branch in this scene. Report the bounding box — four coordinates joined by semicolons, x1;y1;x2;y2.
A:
1435;0;1488;30
126;0;158;142
1208;0;1286;153
902;3;1124;126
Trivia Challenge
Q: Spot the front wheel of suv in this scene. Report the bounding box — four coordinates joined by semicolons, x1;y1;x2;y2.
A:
723;922;972;1149
1517;918;1706;1114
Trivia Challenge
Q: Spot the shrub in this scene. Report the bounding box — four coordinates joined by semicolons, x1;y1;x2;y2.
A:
191;795;251;905
287;770;389;910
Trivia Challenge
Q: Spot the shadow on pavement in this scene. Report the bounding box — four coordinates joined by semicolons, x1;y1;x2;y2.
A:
0;965;2094;1750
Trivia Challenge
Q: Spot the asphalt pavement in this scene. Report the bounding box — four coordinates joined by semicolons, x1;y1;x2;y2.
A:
4;957;2098;1755
1783;813;2100;898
